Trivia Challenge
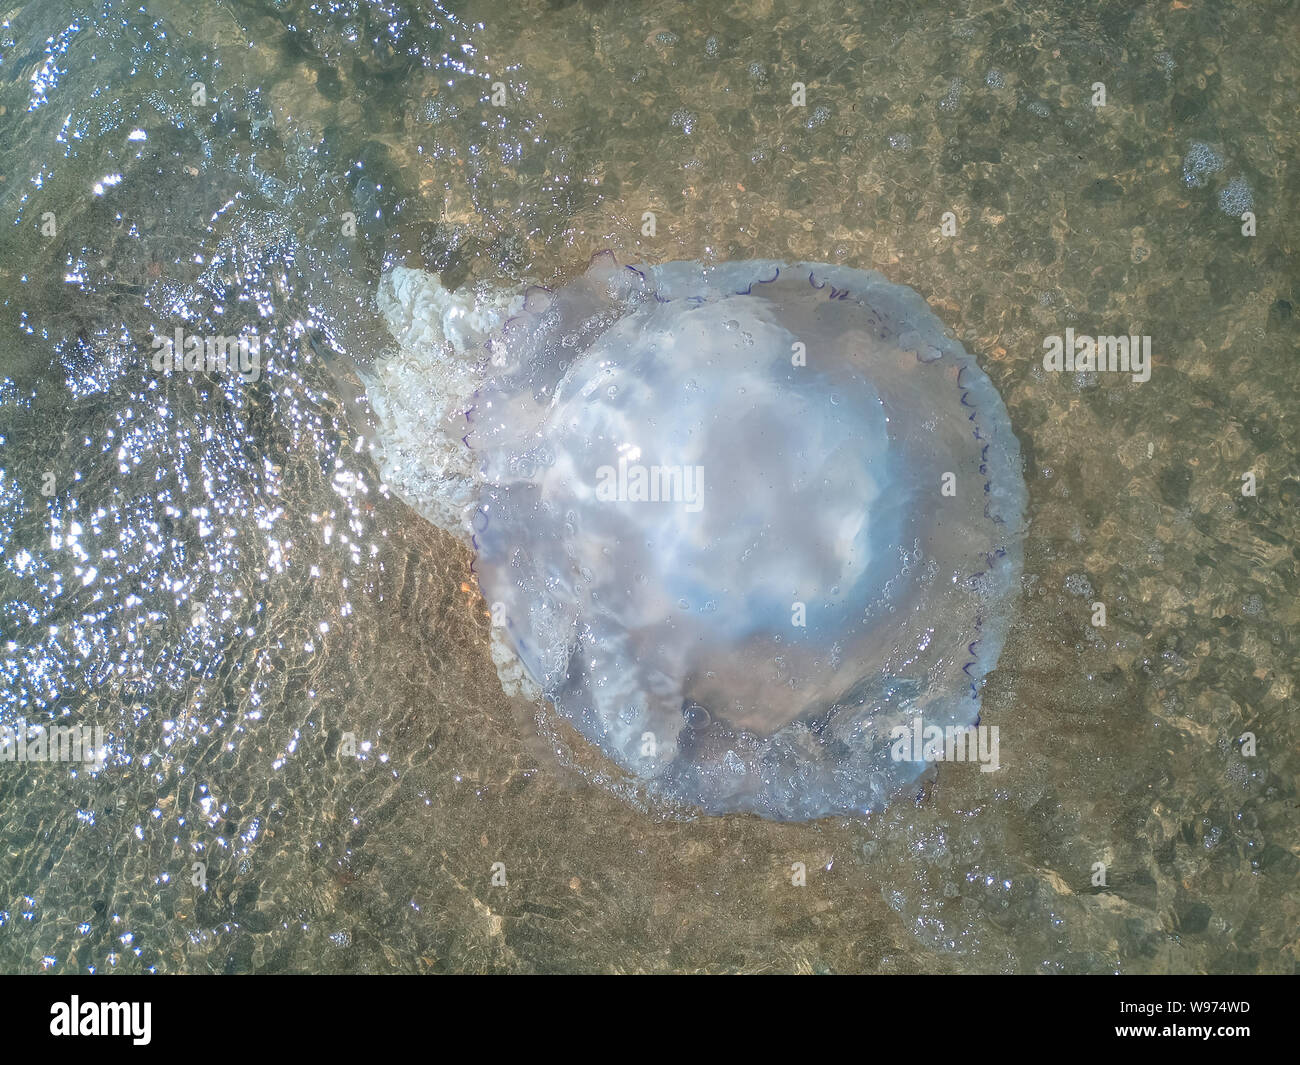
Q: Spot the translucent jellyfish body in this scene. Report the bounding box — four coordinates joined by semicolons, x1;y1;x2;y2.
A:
368;254;1026;819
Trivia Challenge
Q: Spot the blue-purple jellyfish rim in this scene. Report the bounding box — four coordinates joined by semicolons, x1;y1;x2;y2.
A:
375;253;1027;820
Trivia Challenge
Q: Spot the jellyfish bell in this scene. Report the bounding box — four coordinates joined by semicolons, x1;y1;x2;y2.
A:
366;254;1027;820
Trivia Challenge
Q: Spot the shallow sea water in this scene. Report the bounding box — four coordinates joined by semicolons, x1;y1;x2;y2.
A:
0;0;1296;973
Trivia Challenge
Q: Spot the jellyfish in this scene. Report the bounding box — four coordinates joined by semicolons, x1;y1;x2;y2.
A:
365;253;1026;820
